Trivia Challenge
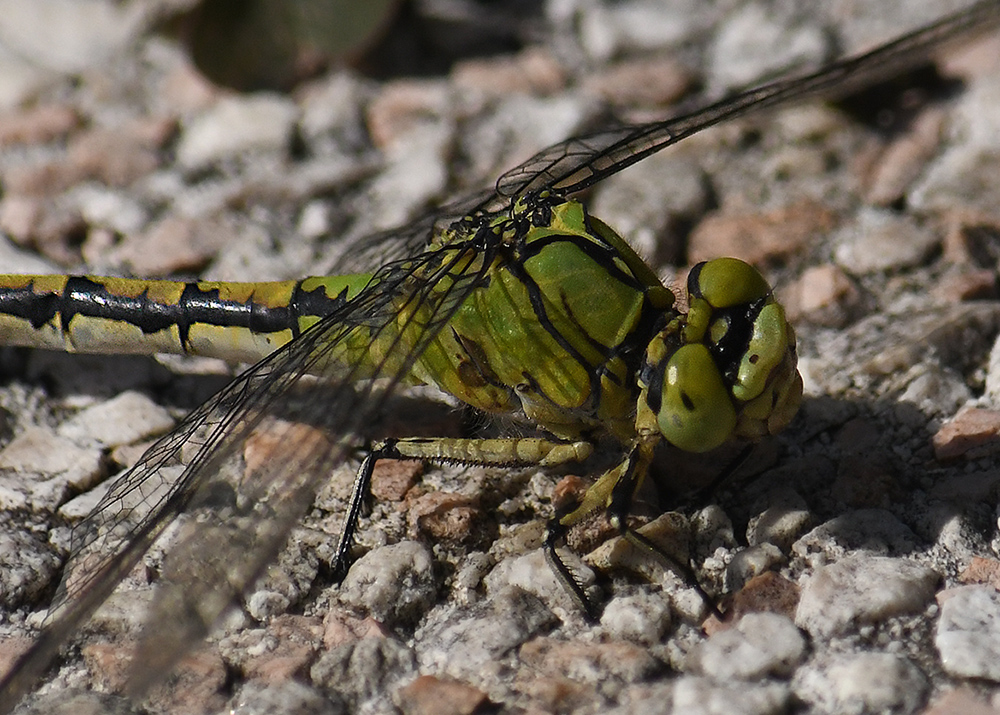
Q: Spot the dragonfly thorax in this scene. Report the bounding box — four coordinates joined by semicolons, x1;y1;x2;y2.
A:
637;258;803;453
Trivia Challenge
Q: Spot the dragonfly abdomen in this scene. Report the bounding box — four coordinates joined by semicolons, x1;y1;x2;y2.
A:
0;273;371;363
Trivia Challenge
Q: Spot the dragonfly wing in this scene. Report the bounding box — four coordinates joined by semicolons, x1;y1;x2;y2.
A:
0;236;496;708
333;3;1000;280
329;187;499;273
496;0;1000;200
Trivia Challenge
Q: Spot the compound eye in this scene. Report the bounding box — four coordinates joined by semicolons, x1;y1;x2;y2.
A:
657;343;737;453
691;257;770;308
733;301;789;402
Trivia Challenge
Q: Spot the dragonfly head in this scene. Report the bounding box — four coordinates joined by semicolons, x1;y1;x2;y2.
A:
638;257;802;453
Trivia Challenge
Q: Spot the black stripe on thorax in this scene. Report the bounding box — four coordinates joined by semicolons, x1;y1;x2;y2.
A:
501;231;646;406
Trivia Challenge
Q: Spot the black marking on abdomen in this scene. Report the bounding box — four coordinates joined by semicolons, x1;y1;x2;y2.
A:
0;280;60;330
291;281;353;325
1;276;356;353
53;278;307;352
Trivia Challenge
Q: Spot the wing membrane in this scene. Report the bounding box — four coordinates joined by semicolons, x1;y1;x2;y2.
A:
0;237;495;708
495;0;1000;199
333;1;1000;271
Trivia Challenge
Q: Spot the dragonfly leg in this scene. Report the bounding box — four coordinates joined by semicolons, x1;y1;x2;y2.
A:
545;440;725;621
605;455;725;621
542;445;653;621
330;436;593;582
331;448;379;582
543;515;601;621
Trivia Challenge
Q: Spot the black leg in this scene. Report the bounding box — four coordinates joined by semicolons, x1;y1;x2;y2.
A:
544;514;601;622
607;452;726;622
330;440;400;581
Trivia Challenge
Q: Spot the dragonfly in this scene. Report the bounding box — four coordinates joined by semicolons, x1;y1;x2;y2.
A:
0;1;997;710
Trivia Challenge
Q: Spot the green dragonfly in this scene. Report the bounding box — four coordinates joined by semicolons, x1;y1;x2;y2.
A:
0;1;998;710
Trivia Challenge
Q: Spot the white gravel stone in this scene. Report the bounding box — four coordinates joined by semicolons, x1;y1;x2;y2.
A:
10;691;141;715
0;526;60;607
577;0;695;62
57;477;111;521
590;154;708;263
910;143;1000;220
0;52;57;110
833;208;939;274
688;612;806;680
0;0;147;74
70;185;148;237
461;93;594;191
363;121;451;232
245;590;292;622
709;3;829;90
416;587;557;679
486;548;595;616
935;586;1000;682
338;541;437;626
600;592;673;645
671;676;790;715
747;495;812;551
791;509;921;566
0;237;58;274
793;652;927;715
310;635;415;710
230;679;345;715
726;543;785;591
0;426;104;510
177;94;299;169
299;72;366;142
57;390;174;448
795;555;939;638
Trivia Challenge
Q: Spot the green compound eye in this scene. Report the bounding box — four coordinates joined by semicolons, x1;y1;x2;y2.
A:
657;343;737;453
692;257;770;308
649;256;800;452
733;301;789;402
690;257;789;402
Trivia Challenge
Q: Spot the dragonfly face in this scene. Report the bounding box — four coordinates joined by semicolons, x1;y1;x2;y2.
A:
638;257;803;453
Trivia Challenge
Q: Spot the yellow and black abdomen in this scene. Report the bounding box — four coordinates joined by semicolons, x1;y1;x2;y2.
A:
0;274;371;363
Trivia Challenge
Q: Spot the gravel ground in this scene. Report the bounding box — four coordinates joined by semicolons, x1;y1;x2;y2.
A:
1;1;1000;714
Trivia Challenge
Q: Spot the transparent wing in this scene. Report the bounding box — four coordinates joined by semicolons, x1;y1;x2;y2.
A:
329;188;497;273
496;0;1000;199
333;1;999;274
0;236;496;708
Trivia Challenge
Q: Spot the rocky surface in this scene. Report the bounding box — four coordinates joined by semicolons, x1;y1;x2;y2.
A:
1;1;1000;714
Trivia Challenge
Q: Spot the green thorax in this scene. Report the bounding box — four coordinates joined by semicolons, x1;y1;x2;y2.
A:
410;195;675;443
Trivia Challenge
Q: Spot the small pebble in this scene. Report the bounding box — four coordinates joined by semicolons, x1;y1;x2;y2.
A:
833;208;939;273
486;548;595;616
688;612;806;680
709;4;828;90
795;555;939;638
177;94;299;168
230;680;345;715
793;652;927;715
310;636;416;709
394;675;489;715
671;676;790;715
415;586;557;680
935;586;1000;682
57;390;174;448
600;592;673;645
338;541;436;626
